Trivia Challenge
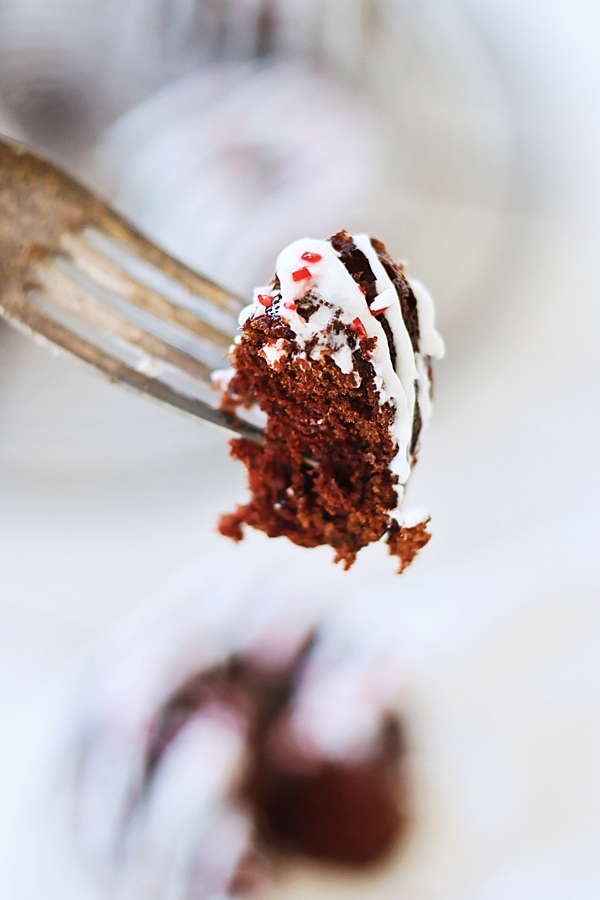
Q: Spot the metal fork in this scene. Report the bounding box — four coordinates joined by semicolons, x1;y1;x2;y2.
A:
0;137;264;442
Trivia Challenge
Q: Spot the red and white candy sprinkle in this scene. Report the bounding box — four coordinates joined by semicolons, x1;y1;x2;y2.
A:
369;288;395;315
352;317;367;338
292;266;311;282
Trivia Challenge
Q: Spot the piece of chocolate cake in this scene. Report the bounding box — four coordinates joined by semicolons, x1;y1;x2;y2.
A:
145;638;408;887
218;231;444;570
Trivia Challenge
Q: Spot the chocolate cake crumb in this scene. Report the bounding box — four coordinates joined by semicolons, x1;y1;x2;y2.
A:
295;290;327;322
386;519;432;574
217;511;246;542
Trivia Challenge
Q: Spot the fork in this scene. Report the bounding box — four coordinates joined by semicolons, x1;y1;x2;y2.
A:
0;137;264;443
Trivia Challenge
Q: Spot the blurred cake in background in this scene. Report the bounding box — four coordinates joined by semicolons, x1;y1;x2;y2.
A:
62;578;412;899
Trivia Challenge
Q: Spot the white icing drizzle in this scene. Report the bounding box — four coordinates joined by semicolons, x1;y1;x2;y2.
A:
398;504;430;528
353;235;418;484
261;338;287;367
331;342;354;375
241;234;444;512
415;355;433;424
408;277;445;359
408;276;444;431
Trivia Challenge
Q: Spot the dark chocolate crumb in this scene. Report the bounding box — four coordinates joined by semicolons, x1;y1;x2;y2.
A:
295;290;328;323
386;519;431;573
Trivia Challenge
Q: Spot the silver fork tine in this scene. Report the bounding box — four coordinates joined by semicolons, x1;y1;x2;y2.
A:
57;232;235;349
0;137;263;443
93;196;243;316
29;258;215;383
12;289;257;436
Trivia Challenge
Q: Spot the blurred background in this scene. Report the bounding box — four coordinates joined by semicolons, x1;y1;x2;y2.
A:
0;0;599;898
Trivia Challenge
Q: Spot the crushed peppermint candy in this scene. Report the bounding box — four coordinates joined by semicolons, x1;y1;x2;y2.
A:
369;288;396;315
292;266;312;282
352;317;367;338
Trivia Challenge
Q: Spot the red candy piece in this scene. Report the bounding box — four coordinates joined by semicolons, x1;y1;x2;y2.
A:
284;301;297;311
300;252;322;263
258;294;274;308
352;317;367;338
292;266;311;282
369;302;390;316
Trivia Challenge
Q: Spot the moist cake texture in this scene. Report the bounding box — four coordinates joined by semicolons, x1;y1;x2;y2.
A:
218;230;444;570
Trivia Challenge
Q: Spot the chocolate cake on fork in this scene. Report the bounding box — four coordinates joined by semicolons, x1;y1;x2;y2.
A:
218;230;444;570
